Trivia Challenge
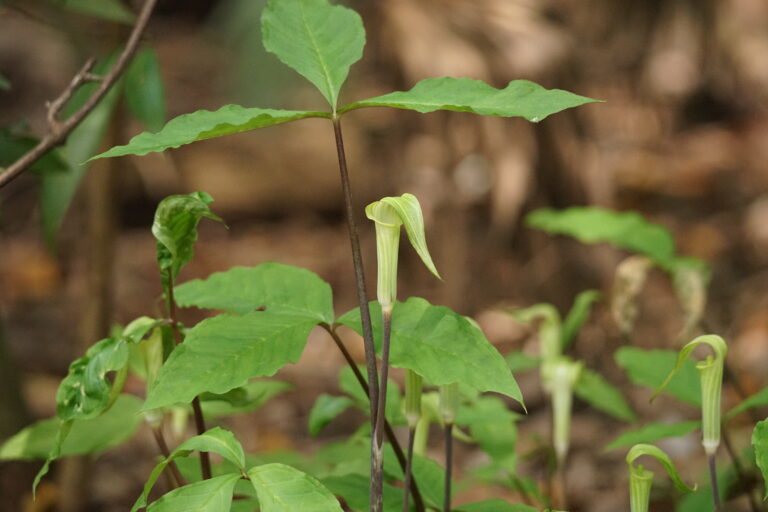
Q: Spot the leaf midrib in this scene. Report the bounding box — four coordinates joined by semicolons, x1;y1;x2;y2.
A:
299;0;336;108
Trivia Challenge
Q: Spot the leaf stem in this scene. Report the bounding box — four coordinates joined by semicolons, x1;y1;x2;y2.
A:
372;310;393;512
151;426;187;488
444;422;453;512
167;278;212;480
322;324;425;512
403;427;416;512
708;454;722;512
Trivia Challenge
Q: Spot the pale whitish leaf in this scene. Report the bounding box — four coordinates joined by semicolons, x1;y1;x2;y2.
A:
457;500;538;512
343;78;599;122
574;368;636;422
338;298;523;405
147;474;240;512
727;386;768;420
561;290;600;349
91;105;327;160
615;347;701;406
175;263;334;324
526;207;678;270
752;419;768;499
125;47;166;132
604;421;700;452
42;52;121;247
611;255;653;337
49;0;135;24
144;311;317;410
672;260;710;341
0;394;142;460
261;0;364;109
248;463;343;512
308;395;354;436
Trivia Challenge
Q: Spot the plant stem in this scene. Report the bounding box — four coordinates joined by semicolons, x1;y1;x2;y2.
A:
722;424;760;512
322;324;425;512
167;278;212;480
372;310;393;512
331;115;381;512
151;427;187;488
444;422;453;512
708;454;722;512
552;464;567;511
403;427;416;512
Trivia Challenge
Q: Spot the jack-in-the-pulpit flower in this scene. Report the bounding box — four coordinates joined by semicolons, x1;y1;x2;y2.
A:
542;357;583;464
626;444;696;512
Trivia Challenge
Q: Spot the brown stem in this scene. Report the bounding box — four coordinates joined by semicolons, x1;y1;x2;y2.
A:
403;427;416;512
322;324;425;512
709;454;722;512
372;310;393;512
444;423;453;512
151;427;187;488
0;0;159;188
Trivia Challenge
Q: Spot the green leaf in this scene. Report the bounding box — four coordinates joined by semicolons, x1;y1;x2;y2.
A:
0;72;10;90
561;290;600;349
615;347;701;406
48;0;135;24
526;207;678;270
457;500;538;512
91;105;327;160
152;191;223;279
574;368;636;422
308;394;354;436
248;463;343;512
411;454;450;509
321;474;404;512
342;78;599;122
144;311;317;410
752;419;768;499
0;394;142;460
175;263;334;323
147;474;240;512
0;130;67;174
56;337;129;421
604;421;700;452
338;365;406;425
261;0;364;109
200;380;292;417
125;47;166;132
727;387;768;420
337;298;523;405
41;52;121;247
505;351;541;374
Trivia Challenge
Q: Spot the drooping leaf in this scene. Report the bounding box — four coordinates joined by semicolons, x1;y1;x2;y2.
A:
321;474;404;512
56;337;129;421
200;380;292;417
48;0;135;24
342;78;599;122
0;394;142;460
337;298;523;405
752;418;768;499
41;52;121;247
727;387;768;420
615;347;701;406
144;311;318;410
152;191;223;280
0;130;67;174
611;255;653;338
308;394;354;436
626;444;696;493
91;105;327;160
261;0;364;109
125;47;166;132
561;290;600;349
147;474;240;512
574;368;636;422
457;500;538;512
604;421;700;452
526;207;678;270
248;463;343;512
175;263;334;323
672;260;710;341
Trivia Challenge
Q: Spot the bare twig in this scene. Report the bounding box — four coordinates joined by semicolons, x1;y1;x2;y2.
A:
0;0;158;189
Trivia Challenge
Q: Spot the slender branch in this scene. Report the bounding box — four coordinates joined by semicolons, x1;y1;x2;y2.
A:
708;454;722;512
167;278;212;480
372;310;393;512
403;427;416;512
443;423;453;512
0;0;158;189
322;324;425;512
151;426;187;488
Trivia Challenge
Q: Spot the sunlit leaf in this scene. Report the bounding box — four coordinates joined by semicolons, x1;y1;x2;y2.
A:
343;78;599;122
261;0;364;109
248;463;343;512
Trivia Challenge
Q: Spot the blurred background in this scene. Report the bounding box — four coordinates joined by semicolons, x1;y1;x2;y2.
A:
1;0;768;510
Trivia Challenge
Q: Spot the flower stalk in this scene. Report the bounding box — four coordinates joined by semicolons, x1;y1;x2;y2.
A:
403;370;422;512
